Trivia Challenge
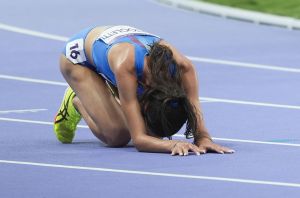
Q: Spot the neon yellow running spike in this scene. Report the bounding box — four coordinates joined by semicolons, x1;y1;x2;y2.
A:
54;87;81;143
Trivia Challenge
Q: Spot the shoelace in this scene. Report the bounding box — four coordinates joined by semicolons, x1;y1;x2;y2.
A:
54;92;74;124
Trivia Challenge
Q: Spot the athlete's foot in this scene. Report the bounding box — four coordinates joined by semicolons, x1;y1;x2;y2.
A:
54;87;81;143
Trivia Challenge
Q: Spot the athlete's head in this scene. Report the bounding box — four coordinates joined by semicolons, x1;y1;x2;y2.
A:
139;42;198;139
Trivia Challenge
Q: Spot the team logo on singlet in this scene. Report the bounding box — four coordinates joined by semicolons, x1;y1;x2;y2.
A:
98;25;158;45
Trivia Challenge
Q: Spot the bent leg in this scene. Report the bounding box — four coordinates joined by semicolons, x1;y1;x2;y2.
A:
59;55;131;147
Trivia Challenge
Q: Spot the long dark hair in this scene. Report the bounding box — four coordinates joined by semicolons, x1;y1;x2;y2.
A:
139;42;198;139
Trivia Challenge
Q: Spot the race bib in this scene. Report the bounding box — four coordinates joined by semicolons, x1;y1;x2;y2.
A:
65;38;87;64
98;25;158;44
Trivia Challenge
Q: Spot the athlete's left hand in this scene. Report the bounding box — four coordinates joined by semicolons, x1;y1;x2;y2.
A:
195;138;235;154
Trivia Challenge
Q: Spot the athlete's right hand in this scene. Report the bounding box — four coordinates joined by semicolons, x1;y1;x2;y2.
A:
170;141;201;156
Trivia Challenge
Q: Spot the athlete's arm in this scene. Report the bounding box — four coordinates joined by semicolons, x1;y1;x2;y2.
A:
113;48;200;155
158;41;210;137
160;40;234;154
112;48;171;152
182;60;234;154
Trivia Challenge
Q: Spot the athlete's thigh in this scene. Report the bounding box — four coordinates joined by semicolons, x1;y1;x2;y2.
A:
59;55;129;136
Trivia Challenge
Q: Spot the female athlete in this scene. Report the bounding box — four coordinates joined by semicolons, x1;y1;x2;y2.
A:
54;25;234;156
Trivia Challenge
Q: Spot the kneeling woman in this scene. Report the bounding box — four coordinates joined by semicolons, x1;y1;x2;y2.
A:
54;25;234;156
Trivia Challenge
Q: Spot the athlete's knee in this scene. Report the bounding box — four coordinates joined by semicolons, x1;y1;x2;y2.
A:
59;55;71;75
106;137;131;148
104;128;131;147
90;125;130;147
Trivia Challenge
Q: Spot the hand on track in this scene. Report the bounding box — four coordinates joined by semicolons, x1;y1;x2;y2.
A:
171;141;201;156
195;138;235;154
170;139;235;156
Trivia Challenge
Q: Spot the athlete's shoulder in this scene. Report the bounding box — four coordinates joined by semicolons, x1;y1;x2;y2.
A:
109;43;136;74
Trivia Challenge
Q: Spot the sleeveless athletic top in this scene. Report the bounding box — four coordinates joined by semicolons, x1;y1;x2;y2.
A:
91;26;161;95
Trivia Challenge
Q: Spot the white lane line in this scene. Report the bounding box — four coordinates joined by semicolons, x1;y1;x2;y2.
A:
0;108;47;114
211;137;300;147
0;117;88;128
201;97;300;110
0;117;55;126
0;159;300;188
1;117;300;147
1;74;300;110
0;74;67;86
187;56;300;73
174;134;300;147
1;22;300;73
0;23;68;42
199;100;217;103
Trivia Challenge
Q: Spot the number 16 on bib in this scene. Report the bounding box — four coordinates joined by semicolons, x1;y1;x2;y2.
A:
66;39;87;64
